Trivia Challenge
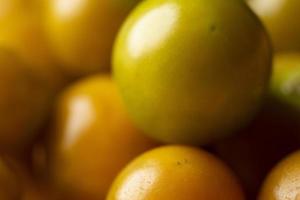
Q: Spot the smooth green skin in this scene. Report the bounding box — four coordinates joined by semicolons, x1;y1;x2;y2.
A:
44;0;141;78
249;0;300;52
271;53;300;109
114;0;272;145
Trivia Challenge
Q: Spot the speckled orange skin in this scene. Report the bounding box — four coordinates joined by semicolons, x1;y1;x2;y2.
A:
259;151;300;200
107;146;245;200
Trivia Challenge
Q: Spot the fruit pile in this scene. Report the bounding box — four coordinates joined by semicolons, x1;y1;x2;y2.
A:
0;0;299;199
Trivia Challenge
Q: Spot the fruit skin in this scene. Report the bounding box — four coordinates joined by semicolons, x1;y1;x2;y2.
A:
48;75;158;200
0;49;54;152
258;151;300;200
114;0;272;145
107;145;245;200
249;0;300;52
0;0;65;91
44;0;141;78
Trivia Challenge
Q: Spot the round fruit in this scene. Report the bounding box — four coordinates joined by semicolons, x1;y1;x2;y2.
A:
0;49;54;152
0;0;64;91
0;158;21;200
259;151;300;200
249;0;300;52
114;0;272;144
48;76;157;199
107;145;245;200
44;0;141;78
270;53;300;109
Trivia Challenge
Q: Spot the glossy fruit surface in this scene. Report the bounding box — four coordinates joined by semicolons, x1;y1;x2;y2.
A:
0;0;64;91
44;0;141;78
114;0;272;144
259;151;300;200
107;145;245;200
0;49;53;152
49;76;157;199
249;0;300;52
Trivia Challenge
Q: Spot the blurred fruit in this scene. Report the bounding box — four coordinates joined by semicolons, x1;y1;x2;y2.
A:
0;157;21;200
0;49;54;152
44;0;141;78
259;151;300;200
48;75;158;199
0;0;65;91
212;96;300;199
114;0;272;145
271;53;300;109
249;0;300;52
107;145;245;200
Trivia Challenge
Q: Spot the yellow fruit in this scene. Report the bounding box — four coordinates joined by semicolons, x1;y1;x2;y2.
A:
44;0;141;78
108;146;245;200
114;0;272;144
0;0;65;91
49;75;158;199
